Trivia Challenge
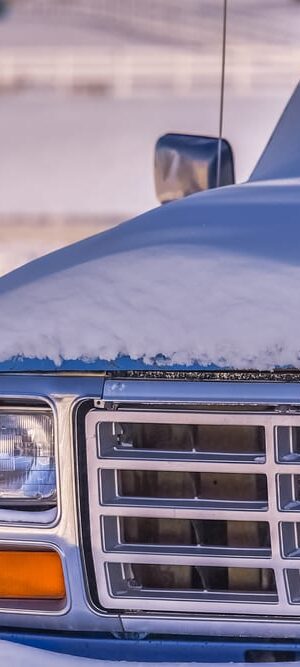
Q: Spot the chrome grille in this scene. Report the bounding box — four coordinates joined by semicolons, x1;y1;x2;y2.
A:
85;409;300;615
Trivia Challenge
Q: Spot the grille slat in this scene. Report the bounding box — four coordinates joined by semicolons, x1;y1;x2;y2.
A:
101;497;268;512
109;544;271;558
96;458;268;470
84;409;300;616
101;553;274;569
95;504;300;522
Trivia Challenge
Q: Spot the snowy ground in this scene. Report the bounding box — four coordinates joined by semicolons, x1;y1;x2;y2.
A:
0;0;299;215
0;214;121;275
0;88;296;218
0;0;298;273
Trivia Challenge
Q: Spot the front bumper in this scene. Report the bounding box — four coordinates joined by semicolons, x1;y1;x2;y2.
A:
2;633;300;664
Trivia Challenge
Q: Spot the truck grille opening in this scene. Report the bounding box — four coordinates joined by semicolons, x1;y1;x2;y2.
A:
276;426;300;462
118;470;268;505
117;517;271;552
99;422;265;463
107;563;277;602
130;564;276;593
84;409;300;616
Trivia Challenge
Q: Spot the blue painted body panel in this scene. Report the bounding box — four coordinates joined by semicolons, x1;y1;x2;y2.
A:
2;632;300;662
0;355;220;373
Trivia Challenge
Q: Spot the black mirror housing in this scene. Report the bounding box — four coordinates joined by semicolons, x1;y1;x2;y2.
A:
155;133;235;204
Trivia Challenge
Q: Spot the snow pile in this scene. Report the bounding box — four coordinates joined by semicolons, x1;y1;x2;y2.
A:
0;180;300;370
0;245;299;369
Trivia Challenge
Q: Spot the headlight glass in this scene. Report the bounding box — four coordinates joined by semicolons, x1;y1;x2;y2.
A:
0;411;56;508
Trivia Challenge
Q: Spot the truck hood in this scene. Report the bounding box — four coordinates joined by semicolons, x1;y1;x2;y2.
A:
0;179;300;372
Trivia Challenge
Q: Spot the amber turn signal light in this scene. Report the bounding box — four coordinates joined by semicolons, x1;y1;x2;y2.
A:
0;551;65;599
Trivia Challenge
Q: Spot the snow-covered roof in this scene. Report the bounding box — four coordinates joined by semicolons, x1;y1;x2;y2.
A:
1;179;300;372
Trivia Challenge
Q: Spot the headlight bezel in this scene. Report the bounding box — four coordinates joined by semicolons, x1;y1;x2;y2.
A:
0;400;59;527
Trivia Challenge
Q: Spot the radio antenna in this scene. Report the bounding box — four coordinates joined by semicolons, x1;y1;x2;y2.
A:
217;0;228;187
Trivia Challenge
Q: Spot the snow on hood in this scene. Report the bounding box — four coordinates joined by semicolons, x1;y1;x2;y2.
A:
1;180;300;371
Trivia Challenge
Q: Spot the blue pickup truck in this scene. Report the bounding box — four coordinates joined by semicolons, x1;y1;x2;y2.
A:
0;77;299;664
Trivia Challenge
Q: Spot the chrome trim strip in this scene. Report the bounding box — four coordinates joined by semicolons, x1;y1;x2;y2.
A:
103;380;300;405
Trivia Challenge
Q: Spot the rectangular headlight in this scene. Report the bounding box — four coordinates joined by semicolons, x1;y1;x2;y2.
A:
0;411;56;508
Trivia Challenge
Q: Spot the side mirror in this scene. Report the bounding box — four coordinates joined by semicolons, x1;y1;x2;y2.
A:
155;133;235;204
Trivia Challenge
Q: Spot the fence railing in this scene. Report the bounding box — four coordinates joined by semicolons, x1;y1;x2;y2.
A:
0;45;299;96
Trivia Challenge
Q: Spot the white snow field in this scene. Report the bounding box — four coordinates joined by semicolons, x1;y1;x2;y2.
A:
0;89;295;218
0;180;300;369
0;0;299;219
0;0;298;278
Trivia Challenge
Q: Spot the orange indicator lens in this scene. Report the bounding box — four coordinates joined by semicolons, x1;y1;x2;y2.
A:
0;551;65;599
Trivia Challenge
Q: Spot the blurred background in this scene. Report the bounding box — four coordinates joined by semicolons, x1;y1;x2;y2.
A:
0;0;299;274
